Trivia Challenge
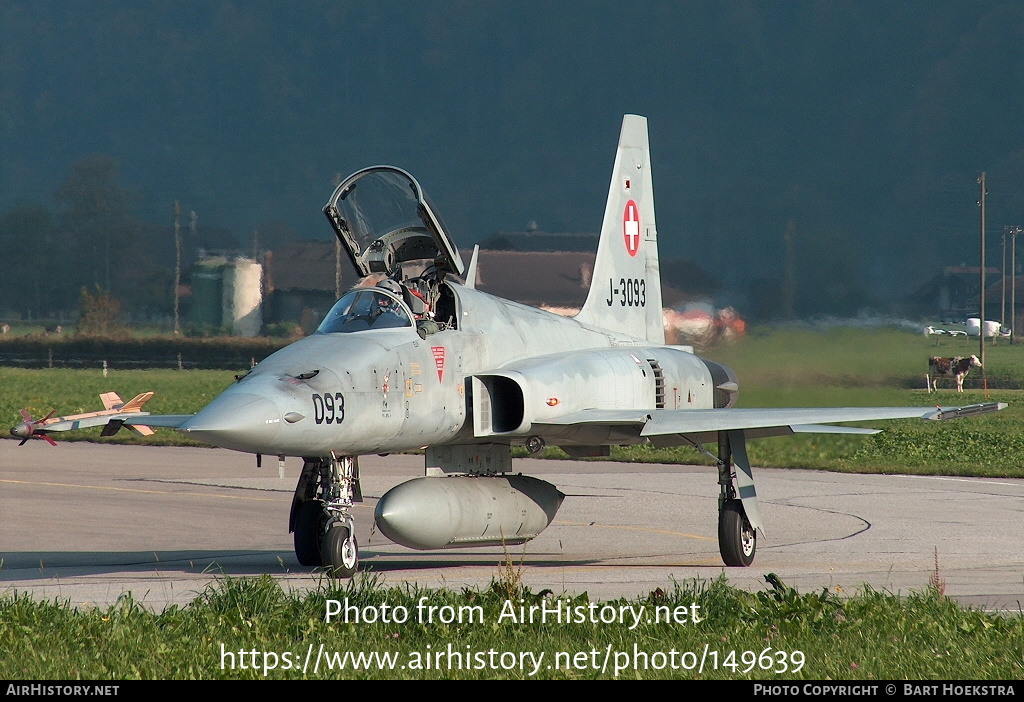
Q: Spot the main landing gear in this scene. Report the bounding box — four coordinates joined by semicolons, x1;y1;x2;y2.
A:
290;455;361;577
716;430;763;567
719;499;756;567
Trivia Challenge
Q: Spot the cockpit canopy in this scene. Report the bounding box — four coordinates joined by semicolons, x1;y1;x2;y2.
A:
323;166;464;280
317;288;412;334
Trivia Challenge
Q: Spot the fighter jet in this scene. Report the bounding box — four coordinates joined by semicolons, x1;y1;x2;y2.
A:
18;115;1003;575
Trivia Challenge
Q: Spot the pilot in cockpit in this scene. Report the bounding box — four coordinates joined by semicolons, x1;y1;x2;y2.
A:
373;279;409;327
378;276;441;337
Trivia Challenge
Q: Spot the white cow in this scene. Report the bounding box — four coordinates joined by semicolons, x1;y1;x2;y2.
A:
927;355;982;392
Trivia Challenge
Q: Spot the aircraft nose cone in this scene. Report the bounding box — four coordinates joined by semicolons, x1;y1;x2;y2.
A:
183;392;282;451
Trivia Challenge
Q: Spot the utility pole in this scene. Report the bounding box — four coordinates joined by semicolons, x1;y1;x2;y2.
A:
978;174;987;371
1009;226;1022;345
188;211;197;326
1001;228;1007;334
173;201;181;335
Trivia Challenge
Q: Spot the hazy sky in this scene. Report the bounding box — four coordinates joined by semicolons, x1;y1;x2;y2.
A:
3;1;1023;305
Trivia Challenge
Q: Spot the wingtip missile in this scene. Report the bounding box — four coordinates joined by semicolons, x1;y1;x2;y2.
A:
10;410;57;446
10;391;160;445
923;402;1007;421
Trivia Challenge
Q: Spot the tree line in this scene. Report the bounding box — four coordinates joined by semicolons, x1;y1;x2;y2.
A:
0;155;240;325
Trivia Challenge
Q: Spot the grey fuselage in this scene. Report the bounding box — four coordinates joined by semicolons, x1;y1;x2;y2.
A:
181;282;725;458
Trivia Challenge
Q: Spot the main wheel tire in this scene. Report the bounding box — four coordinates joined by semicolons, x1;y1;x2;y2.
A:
719;499;756;567
293;500;325;567
321;522;359;578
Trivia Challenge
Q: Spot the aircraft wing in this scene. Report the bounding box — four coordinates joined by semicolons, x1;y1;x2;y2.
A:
536;402;1006;443
122;415;194;429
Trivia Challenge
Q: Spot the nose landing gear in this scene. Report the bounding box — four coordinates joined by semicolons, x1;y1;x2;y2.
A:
322;520;358;578
290;455;361;576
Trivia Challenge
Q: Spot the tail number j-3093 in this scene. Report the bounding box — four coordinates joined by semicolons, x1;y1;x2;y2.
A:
312;393;345;424
606;278;646;307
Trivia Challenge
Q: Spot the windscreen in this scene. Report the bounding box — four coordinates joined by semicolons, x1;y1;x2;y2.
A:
317;289;412;333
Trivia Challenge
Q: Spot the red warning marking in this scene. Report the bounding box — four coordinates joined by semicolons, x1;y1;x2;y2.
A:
431;347;446;381
623;200;640;257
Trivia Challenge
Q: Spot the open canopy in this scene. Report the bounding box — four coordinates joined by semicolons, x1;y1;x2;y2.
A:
323;166;465;279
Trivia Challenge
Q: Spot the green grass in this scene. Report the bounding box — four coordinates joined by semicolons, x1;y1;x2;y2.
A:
5;329;1024;680
2;575;1021;679
699;326;1024;476
4;325;1024;474
531;326;1024;476
0;367;234;447
703;325;1024;389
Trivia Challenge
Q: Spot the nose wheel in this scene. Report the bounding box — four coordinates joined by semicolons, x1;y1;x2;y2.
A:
322;520;359;578
290;455;361;576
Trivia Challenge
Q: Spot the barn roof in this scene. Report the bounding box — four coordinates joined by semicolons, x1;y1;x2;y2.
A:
264;241;357;293
264;241;688;308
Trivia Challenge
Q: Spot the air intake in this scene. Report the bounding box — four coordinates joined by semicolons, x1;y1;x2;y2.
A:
702;360;739;408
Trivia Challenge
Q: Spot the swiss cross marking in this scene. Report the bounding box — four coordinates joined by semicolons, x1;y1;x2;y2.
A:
623;200;640;257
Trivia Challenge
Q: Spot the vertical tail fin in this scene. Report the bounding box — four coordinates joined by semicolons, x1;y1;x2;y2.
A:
575;115;664;343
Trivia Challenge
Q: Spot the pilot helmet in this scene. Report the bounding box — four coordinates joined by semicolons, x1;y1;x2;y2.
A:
376;278;403;296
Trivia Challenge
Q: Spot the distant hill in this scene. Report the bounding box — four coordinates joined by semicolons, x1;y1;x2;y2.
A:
3;0;1023;317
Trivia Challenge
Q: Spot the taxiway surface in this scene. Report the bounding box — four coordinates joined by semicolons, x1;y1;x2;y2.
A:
3;441;1023;611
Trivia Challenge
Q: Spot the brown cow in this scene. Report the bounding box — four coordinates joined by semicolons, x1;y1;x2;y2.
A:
927;355;982;392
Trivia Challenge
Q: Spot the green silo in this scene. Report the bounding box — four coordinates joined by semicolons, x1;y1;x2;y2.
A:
191;257;228;328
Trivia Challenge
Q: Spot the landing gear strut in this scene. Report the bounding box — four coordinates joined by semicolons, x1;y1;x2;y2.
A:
716;430;762;567
289;455;361;576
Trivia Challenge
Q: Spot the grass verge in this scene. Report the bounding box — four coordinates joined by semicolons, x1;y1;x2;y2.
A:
2;574;1021;679
4;326;1024;475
